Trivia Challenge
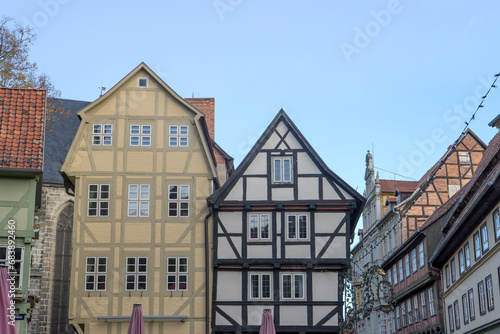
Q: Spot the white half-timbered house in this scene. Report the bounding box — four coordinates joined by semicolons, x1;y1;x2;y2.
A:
207;110;364;334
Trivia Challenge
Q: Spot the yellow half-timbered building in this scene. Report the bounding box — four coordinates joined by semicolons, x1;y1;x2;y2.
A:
61;63;219;334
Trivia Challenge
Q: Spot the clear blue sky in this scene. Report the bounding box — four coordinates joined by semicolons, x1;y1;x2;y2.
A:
3;1;500;241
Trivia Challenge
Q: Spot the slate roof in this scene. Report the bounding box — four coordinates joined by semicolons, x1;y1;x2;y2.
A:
43;98;90;183
379;179;418;193
0;87;46;170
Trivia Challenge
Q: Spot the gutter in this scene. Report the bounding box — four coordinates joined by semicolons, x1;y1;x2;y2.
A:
204;206;213;334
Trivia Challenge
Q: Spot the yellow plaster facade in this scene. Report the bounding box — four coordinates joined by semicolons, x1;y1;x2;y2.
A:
61;63;217;334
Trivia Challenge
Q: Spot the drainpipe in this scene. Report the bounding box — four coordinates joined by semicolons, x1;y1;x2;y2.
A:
204;206;213;334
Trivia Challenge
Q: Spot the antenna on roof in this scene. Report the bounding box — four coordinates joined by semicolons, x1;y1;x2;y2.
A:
99;83;106;97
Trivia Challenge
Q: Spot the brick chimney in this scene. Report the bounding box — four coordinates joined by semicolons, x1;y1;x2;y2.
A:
185;98;215;138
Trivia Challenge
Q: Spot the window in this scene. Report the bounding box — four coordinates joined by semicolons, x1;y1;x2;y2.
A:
478;280;486;315
485;275;494;311
458;151;471;164
169;125;189;147
282;274;304;299
480;223;489;253
273;157;292;183
474;232;481;261
462;294;469;325
393;264;398;286
401;302;407;327
429;287;436;317
250;274;271;299
451;258;456;283
128;184;150;217
387;268;392;285
458;250;465;276
398;259;404;282
126;257;147;291
92;124;112;146
404;254;410;278
445;265;450;288
396;307;401;330
85;257;107;291
414;295;420;322
464;242;471;270
421;291;428;319
454;300;461;330
167;257;188;291
411;248;417;273
130;125;152;146
137;77;148;87
287;215;308;240
448;305;455;332
493;208;500;242
168;185;189;217
407;299;413;325
468;288;475;321
88;184;110;217
419;241;425;268
0;246;23;289
249;214;270;240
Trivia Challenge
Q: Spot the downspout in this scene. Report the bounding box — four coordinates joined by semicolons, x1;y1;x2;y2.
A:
204;206;213;334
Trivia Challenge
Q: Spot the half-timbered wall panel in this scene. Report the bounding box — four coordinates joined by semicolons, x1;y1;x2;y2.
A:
312;272;338;301
297;152;320;174
280;306;308;326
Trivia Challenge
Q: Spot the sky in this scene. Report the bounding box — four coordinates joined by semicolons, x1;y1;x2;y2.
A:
3;1;500;243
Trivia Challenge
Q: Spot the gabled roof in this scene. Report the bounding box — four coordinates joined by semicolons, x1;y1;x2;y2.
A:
43;98;90;184
379;179;418;194
208;109;365;240
0;87;46;171
430;130;500;266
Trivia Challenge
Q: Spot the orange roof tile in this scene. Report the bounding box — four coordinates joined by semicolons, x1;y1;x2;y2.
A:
0;87;46;170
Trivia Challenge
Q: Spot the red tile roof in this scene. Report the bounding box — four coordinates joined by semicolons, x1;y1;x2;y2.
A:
0;87;46;170
379;179;419;193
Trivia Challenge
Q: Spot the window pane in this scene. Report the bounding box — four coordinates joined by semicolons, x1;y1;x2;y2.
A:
126;258;136;273
98;258;107;273
88;202;97;216
138;258;147;272
494;209;500;240
179;126;188;135
180;202;189;216
294;275;304;299
180;185;189;200
138;275;147;290
463;294;469;325
128;202;138;217
140;185;150;200
169;185;178;200
86;275;95;290
179;258;188;273
104;124;112;134
169;126;178;135
92;135;101;145
283;159;291;182
128;184;138;200
178;275;188;291
169;202;178;216
250;275;259;298
167;275;176;291
274;159;281;182
474;233;481;260
97;275;106;291
260;215;269;239
86;258;96;273
89;185;98;199
179;137;188;147
469;289;475;320
141;136;151;146
288;216;296;239
130;136;140;146
167;258;176;273
126;275;136;290
103;136;112;145
262;274;271;298
481;225;489;252
282;275;292;299
169;137;178;146
100;185;110;199
465;243;471;269
412;249;417;272
142;125;151;135
99;202;109;216
93;124;102;134
249;215;259;239
139;202;149;217
298;215;307;239
131;125;140;135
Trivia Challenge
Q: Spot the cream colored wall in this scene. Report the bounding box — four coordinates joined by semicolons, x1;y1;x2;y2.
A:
64;69;215;334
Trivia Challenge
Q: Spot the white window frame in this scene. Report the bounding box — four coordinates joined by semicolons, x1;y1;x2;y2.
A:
411;248;417;273
398;259;404;282
396;307;401;330
493;208;500;242
414;295;420;322
92;124;113;146
88;184;110;217
454;300;461;330
478;280;486;315
485;274;494;311
130;125;152;147
125;257;148;291
169;125;189;147
167;257;188;291
168;185;190;217
273;157;292;183
458;151;471;164
287;214;308;240
464;242;471;270
419;241;425;268
0;246;24;289
393;264;398;286
448;305;455;333
249;214;271;240
474;232;481;261
407;299;413;325
128;184;150;217
137;77;148;88
480;223;489;253
281;274;304;300
458;249;465;276
451;258;456;283
401;302;407;327
387;268;392;285
462;293;469;325
249;273;272;300
429;287;436;317
421;291;428;319
85;257;107;291
404;254;410;278
468;288;476;321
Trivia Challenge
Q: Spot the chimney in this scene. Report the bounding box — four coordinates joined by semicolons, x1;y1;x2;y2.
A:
185;98;215;138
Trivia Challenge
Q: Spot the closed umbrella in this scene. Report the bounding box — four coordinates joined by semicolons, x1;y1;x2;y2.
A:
127;303;145;334
259;309;276;334
0;267;18;334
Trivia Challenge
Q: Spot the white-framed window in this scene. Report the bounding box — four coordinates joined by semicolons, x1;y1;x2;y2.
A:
401;302;407;327
393;264;398;286
0;246;23;289
273;157;292;183
128;184;150;217
474;231;481;261
419;241;425;268
387;268;392;285
130;125;152;146
458;151;471;164
92;124;113;146
480;223;489;253
448;305;455;333
169;125;189;147
282;274;304;299
137;77;148;88
468;288;476;321
414;295;420;322
404;254;410;278
454;300;461;330
168;185;189;217
458;249;465;276
249;273;272;299
398;259;404;282
429;287;436;317
445;264;450;288
464;242;471;270
126;257;147;291
478;280;486;315
88;184;110;217
493;208;500;242
85;257;107;291
462;293;469;325
411;248;417;273
287;215;308;240
249;214;270;240
451;258;456;283
485;274;495;311
396;307;401;330
407;299;413;325
421;291;428;319
167;257;188;291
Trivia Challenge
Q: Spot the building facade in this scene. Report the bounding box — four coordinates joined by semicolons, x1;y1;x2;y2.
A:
60;63;223;334
208;110;364;333
0;87;46;333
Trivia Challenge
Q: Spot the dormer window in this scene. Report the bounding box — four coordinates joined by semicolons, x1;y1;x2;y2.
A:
273;157;292;183
137;77;148;88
